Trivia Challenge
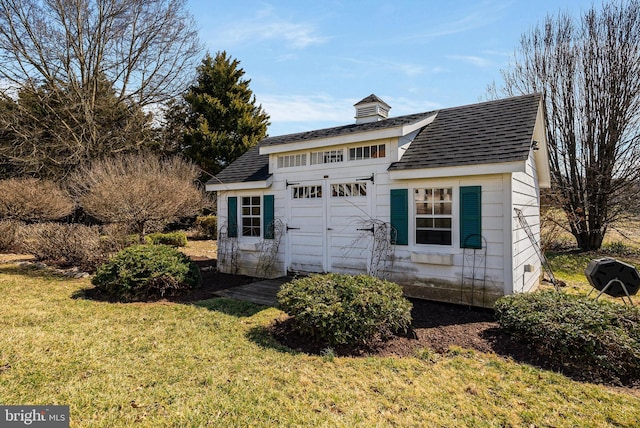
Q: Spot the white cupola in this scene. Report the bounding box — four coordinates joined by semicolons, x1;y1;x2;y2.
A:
354;94;391;124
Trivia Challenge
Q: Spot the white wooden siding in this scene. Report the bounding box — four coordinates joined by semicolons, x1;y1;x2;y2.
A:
381;174;507;306
215;135;543;307
511;150;542;293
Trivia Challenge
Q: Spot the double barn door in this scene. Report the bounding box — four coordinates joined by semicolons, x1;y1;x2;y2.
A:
286;179;372;274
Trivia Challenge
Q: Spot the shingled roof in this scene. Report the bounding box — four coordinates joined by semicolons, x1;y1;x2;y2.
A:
209;142;271;185
354;94;390;107
389;93;542;171
208;111;435;186
259;111;435;148
207;93;542;186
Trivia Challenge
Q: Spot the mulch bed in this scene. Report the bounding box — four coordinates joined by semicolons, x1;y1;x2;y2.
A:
76;257;639;389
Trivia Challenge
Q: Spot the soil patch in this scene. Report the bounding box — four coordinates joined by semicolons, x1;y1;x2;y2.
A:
269;299;504;358
268;297;639;389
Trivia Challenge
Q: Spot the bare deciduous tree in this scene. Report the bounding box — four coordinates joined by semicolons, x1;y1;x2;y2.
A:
70;153;207;240
496;1;640;250
0;0;201;178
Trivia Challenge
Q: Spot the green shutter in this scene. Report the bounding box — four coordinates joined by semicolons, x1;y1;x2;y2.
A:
390;189;409;245
460;186;482;249
228;196;238;238
263;194;275;239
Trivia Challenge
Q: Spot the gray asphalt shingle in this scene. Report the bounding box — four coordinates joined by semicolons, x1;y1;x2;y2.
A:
207;93;541;186
389;93;541;171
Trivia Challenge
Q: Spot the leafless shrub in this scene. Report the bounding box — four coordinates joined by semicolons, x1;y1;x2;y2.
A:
540;207;573;252
256;219;284;278
70;153;206;241
99;223;138;254
0;220;21;253
192;215;218;239
217;223;238;274
19;223;106;271
0;178;74;222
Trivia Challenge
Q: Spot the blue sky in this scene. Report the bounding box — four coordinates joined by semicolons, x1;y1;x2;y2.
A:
188;0;594;137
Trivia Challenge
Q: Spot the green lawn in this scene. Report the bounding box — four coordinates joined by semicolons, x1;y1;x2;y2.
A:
1;263;639;427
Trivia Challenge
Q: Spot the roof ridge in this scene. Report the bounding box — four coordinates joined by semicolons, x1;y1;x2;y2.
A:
261;110;438;146
438;93;541;112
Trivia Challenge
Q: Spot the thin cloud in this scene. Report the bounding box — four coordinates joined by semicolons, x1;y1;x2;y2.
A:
212;8;326;49
260;94;353;123
338;56;425;77
260;93;444;136
448;55;494;68
382;96;442;115
260;93;442;124
402;1;512;43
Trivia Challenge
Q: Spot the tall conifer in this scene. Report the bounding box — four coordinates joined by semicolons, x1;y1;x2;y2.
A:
183;51;270;178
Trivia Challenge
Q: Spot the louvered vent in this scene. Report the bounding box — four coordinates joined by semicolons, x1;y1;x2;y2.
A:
354;94;391;124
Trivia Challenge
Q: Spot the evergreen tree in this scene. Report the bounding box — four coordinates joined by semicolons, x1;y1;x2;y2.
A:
0;77;154;179
182;51;270;178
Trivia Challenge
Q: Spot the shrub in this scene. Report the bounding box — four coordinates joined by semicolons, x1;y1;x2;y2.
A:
145;231;188;247
0;178;74;222
495;290;640;384
601;241;638;256
277;273;412;346
98;223;139;254
193;215;217;239
19;223;106;271
0;220;21;253
69;153;206;239
92;244;201;301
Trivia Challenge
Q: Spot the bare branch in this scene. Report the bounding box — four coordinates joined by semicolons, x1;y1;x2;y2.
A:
496;1;640;250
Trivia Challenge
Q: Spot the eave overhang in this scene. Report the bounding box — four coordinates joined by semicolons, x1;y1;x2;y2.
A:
388;160;526;180
205;175;273;192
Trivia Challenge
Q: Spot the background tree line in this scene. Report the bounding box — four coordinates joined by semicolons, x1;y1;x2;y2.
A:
0;0;268;182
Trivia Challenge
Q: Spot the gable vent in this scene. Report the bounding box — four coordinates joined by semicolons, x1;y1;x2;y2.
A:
354;94;391;124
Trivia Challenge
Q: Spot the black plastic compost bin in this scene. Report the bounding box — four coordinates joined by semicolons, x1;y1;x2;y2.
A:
584;258;640;298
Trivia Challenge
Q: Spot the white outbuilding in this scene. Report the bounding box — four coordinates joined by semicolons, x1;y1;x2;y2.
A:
206;93;551;307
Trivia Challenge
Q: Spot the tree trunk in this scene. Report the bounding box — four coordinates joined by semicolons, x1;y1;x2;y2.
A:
573;229;604;251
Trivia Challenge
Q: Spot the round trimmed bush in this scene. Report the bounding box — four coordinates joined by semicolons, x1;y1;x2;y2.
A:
144;231;188;247
92;244;201;301
277;273;412;346
495;290;640;384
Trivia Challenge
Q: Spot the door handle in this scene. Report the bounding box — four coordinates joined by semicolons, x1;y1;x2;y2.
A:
286;225;301;231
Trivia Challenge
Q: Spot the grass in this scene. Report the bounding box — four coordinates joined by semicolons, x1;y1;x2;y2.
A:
1;263;639;427
543;213;640;299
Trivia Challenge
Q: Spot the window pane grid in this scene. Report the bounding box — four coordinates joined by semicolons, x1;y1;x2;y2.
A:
415;188;452;245
348;144;386;160
331;183;366;197
310;150;343;165
241;196;261;237
278;153;306;168
293;185;322;199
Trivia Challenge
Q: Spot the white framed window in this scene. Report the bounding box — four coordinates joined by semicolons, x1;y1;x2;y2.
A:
292;185;322;199
331;183;367;197
415;188;452;245
349;144;386;161
277;153;306;168
241;196;261;237
310;149;344;165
